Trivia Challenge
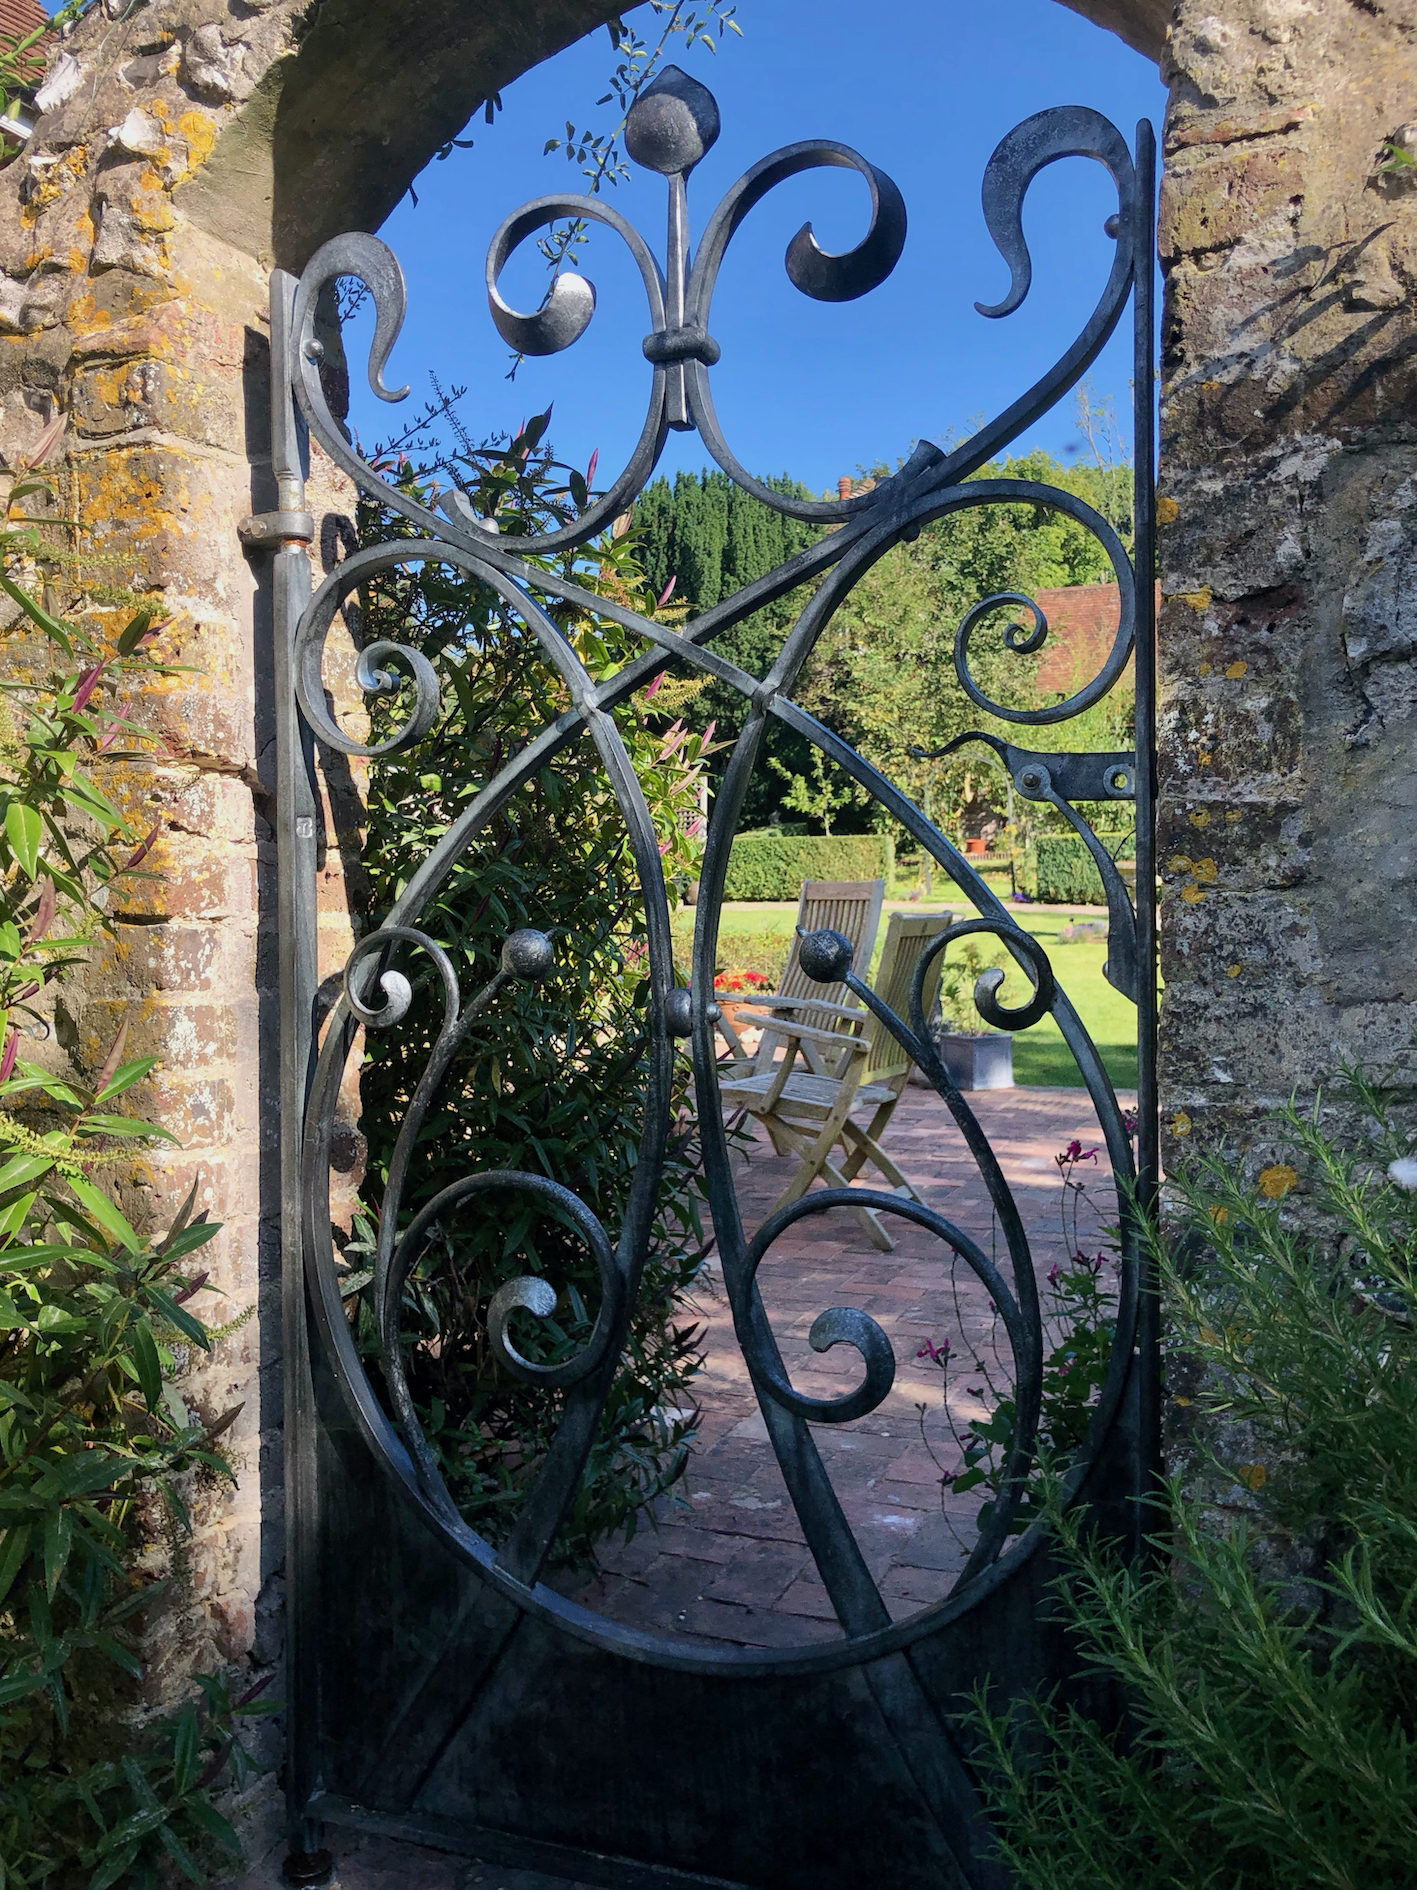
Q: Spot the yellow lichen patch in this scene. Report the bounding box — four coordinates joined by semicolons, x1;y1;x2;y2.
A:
176;111;218;178
1157;495;1179;524
1225;809;1242;823
20;143;90;226
1227;963;1242;978
1168;854;1192;873
1225;659;1248;679
1198;749;1213;765
1199;661;1212;676
1211;1205;1229;1224
1181;883;1208;904
1192;858;1217;883
1176;587;1212;612
1189;808;1211;827
1171;1112;1193;1137
1258;1162;1298;1199
66;294;113;335
1237;1463;1267;1492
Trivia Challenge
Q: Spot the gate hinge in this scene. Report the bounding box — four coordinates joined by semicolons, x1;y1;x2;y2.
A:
239;509;315;549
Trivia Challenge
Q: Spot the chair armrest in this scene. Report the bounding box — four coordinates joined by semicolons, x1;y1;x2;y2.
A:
735;1017;868;1054
734;994;867;1021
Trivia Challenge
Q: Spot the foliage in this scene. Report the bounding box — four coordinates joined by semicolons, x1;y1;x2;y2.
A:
0;455;269;1887
632;432;1136;844
1029;831;1135;906
974;1076;1417;1890
634;467;823;829
518;1;743;369
352;412;717;1568
913;1134;1120;1546
720;832;893;903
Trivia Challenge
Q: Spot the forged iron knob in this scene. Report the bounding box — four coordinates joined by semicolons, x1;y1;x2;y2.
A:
625;66;721;175
501;929;554;980
665;988;720;1038
799;928;854;984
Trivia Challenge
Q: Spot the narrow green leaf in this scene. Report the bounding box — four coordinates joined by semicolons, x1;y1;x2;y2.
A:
158;1820;204;1885
0;1152;56;1193
95;1056;158;1104
131;1317;163;1411
5;800;42;879
0;1524;31;1607
66;1174;140;1250
171;1699;200;1794
76;1114;181;1144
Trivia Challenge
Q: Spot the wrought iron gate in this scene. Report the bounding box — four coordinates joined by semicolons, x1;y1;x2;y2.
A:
256;67;1157;1890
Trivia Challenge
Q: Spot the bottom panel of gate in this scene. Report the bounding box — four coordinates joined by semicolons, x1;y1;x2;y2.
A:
300;1339;1117;1890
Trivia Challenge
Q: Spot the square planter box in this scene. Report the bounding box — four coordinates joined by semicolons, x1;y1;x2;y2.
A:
936;1031;1014;1090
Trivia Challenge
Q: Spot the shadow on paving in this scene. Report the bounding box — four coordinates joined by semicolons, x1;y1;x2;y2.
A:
566;1085;1134;1646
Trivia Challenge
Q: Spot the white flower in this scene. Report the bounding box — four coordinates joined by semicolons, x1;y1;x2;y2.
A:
1387;1157;1417;1192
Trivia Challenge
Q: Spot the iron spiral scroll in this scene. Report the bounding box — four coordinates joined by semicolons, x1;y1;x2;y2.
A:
287;65;1158;1680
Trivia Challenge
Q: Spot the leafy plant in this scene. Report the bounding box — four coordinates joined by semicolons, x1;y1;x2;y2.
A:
972;1074;1417;1890
0;436;268;1888
351;410;719;1568
912;1133;1120;1548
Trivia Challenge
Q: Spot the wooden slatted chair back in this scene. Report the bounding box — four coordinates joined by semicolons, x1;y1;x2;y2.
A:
772;877;886;1045
859;911;953;1087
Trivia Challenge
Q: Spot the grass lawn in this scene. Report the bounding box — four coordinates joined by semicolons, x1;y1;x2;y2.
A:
675;899;1138;1092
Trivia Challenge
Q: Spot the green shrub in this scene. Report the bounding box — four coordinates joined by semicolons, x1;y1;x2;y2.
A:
353;418;715;1570
0;459;269;1886
1032;832;1134;904
722;832;894;901
974;1074;1417;1890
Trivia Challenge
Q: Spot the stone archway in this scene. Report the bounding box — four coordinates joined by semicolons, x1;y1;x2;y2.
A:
3;0;1416;1859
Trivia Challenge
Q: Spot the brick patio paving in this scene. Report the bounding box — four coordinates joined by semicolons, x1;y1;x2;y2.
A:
566;1082;1134;1646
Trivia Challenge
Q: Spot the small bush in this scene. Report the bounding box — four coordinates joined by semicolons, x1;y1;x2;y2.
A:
722;832;894;901
974;1073;1417;1890
1032;832;1134;904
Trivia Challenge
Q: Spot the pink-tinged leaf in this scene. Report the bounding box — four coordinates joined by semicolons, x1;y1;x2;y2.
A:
25;877;56;946
122;821;160;871
702;720;716;745
656;721;686;761
18;411;65;472
586;448;599;488
71;662;105;714
645;671;664;701
658;576;676;606
94;1019;129;1096
97;703;131;753
173;1269;209;1305
0;1029;17;1086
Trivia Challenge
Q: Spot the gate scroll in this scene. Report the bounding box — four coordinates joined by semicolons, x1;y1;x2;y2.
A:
258;64;1158;1890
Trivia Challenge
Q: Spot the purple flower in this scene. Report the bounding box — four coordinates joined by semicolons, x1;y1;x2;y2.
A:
1047;1262;1062;1287
916;1337;950;1365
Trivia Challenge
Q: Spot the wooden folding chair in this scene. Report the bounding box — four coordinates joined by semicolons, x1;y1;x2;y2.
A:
715;877;886;1084
720;909;951;1251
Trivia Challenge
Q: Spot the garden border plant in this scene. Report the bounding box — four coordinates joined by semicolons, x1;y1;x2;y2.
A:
0;436;274;1890
971;1071;1417;1890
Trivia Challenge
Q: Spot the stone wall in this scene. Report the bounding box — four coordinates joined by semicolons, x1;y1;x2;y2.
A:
1156;0;1417;1166
3;0;1414;1858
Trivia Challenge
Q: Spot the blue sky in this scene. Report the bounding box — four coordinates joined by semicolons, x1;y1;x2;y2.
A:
343;0;1165;496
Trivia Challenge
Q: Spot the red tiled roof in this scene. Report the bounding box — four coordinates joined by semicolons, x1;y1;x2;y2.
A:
0;0;51;86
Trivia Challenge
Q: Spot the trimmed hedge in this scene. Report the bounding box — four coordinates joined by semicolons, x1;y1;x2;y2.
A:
1033;832;1135;904
723;832;895;901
